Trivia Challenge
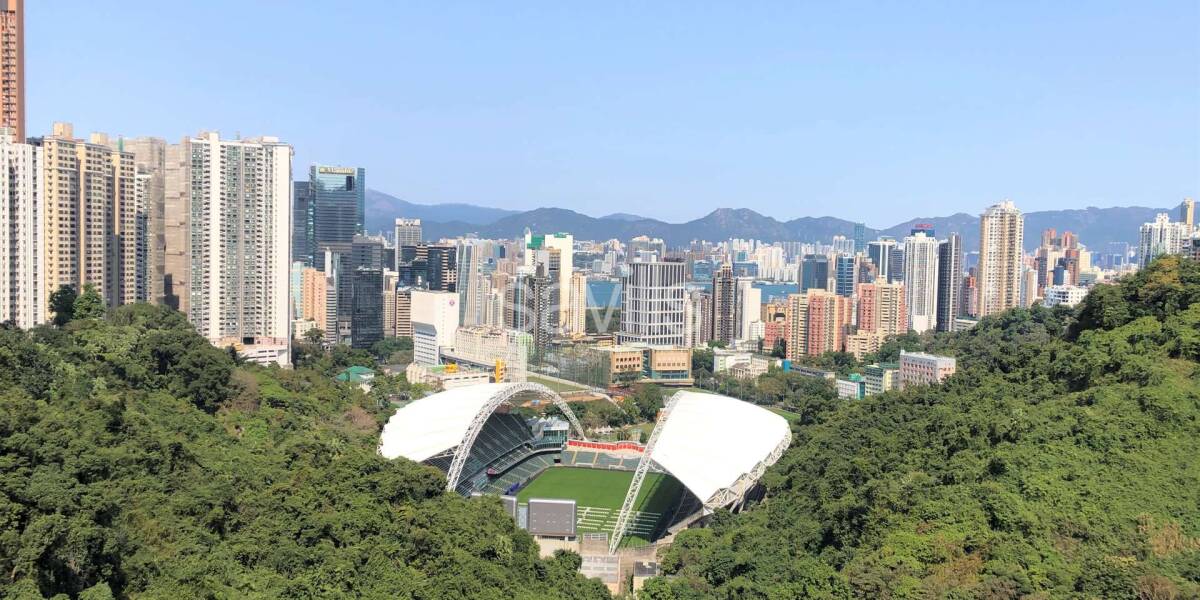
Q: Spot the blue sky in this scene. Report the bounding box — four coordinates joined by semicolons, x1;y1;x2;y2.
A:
26;1;1199;226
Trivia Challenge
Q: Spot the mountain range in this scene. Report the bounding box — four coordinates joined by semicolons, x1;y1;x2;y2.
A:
365;189;1174;250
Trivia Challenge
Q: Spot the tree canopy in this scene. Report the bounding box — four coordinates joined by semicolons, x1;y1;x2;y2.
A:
648;256;1200;598
0;304;609;599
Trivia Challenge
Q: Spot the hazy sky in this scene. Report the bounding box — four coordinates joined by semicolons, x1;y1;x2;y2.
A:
26;1;1199;227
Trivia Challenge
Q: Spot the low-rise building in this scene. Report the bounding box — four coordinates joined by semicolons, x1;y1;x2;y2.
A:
845;330;886;360
1043;284;1088;308
713;349;753;374
836;374;865;399
782;362;836;380
899;350;957;389
863;362;900;396
595;345;693;387
730;355;773;380
405;362;491;390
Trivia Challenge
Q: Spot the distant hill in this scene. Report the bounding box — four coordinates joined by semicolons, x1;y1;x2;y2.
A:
600;212;647;221
427;206;1171;249
363;189;520;232
368;189;1173;249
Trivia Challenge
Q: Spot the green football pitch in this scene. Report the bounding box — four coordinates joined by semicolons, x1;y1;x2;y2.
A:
516;467;684;545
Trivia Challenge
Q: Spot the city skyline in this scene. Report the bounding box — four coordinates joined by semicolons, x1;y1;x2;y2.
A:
24;1;1199;225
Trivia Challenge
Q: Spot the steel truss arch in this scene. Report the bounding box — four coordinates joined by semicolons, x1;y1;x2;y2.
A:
444;382;588;492
608;392;679;554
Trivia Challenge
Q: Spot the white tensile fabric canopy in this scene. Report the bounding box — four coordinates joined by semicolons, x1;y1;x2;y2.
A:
378;383;517;462
647;391;791;505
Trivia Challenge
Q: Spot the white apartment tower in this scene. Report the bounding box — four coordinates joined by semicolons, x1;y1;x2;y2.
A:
0;127;41;328
977;200;1024;317
567;271;587;335
1137;213;1189;268
393;218;421;267
185;132;293;365
902;232;939;333
618;258;686;346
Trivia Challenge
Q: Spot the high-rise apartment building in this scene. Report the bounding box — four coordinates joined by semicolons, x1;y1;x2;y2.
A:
785;289;848;359
936;233;963;332
711;262;737;345
856;282;907;337
117;137;167;304
0;1;22;142
34;123;138;310
618;258;686;346
524;231;573;330
736;278;761;342
567;271;587;335
183;132;292;365
902;232;939;333
1137;213;1189;268
977;200;1024;317
0;127;40;328
1181;198;1195;233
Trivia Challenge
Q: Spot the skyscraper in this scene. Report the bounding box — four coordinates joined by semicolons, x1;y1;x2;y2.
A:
711;262;737;345
857;282;907;337
350;267;383;350
902;232;939;333
1181;198;1195;233
524;231;573;330
618;258;686;346
867;239;896;283
977;200;1024;317
1138;213;1189;268
292;181;313;265
785;289;848;359
34;123;138;310
118;137;167;304
309;165;365;270
184;132;292;365
936;234;963;332
0;127;40;328
567;271;587;335
800;254;830;292
735;278;761;342
0;1;22;142
834;254;857;297
393;218;422;266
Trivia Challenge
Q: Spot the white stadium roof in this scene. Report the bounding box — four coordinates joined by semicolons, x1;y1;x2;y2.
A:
378;383;515;462
648;391;791;506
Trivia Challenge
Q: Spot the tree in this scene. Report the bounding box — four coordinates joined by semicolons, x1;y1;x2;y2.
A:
73;283;106;320
303;327;324;345
49;284;77;326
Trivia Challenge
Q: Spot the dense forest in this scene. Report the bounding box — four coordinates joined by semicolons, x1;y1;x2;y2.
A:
0;304;609;599
645;256;1200;599
3;257;1198;599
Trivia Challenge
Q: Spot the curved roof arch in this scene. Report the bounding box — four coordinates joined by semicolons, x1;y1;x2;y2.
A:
609;391;790;553
648;391;791;506
378;382;587;491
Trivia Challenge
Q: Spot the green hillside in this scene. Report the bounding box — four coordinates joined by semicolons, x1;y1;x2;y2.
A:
0;304;610;599
646;256;1200;599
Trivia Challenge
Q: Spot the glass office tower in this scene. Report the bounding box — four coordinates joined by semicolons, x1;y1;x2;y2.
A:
308;165;365;269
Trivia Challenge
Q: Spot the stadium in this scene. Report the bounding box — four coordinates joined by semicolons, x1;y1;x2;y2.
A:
378;382;790;553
